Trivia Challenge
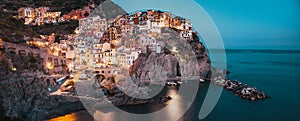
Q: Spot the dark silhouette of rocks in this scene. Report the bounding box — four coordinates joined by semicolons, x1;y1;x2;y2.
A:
0;76;84;121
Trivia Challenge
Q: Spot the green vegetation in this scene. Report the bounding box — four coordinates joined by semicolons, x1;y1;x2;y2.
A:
0;52;44;77
1;0;104;14
31;20;79;37
0;10;38;43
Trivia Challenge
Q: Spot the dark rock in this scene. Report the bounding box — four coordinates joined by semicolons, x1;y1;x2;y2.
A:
223;69;230;74
0;76;84;121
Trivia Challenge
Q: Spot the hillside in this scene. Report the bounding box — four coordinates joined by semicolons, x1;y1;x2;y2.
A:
0;0;109;43
0;0;105;15
0;10;38;42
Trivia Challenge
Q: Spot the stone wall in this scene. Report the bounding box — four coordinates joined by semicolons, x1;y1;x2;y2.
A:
2;41;69;75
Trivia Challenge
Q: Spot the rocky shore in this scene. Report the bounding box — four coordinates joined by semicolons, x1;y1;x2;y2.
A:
0;63;270;121
73;76;156;108
212;76;271;101
0;74;156;121
0;76;85;121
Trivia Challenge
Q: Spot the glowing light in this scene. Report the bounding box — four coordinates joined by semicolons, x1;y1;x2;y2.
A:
46;62;54;70
172;46;178;53
11;67;17;71
74;30;79;34
36;42;41;46
0;38;3;47
53;52;58;56
49;113;78;121
68;63;74;70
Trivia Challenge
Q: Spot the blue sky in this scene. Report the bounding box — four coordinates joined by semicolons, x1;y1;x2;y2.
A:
113;0;300;50
195;0;300;50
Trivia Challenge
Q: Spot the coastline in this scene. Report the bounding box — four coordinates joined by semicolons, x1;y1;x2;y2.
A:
47;76;271;120
46;50;300;121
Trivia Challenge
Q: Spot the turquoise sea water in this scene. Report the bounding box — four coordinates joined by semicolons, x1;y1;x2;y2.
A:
50;49;300;121
202;49;300;121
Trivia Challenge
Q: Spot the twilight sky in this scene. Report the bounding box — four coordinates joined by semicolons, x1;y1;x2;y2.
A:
195;0;300;50
113;0;300;50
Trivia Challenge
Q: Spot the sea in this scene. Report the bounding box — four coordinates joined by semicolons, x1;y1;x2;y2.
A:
49;49;300;121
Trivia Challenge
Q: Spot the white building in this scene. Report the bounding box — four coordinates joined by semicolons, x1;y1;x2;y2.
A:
180;30;193;40
179;19;193;40
25;8;34;18
156;43;161;54
116;46;141;68
139;34;157;48
103;49;117;65
102;42;111;52
125;51;140;68
66;51;75;59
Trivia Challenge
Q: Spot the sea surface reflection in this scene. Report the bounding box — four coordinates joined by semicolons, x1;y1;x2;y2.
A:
49;81;208;121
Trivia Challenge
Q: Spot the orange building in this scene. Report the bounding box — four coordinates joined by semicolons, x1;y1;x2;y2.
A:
0;38;3;48
172;18;181;27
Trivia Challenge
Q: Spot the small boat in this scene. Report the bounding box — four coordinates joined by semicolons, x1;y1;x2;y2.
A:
177;81;183;84
56;76;68;85
200;79;205;83
159;96;172;103
166;82;177;86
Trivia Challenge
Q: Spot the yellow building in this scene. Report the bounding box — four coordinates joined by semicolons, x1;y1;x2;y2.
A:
117;53;127;68
23;7;35;18
18;7;34;19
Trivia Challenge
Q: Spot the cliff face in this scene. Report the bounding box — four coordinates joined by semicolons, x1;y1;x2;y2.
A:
130;30;211;81
130;52;180;80
130;50;210;81
0;76;84;121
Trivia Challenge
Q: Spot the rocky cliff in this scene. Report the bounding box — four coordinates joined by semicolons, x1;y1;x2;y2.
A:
130;29;211;81
0;76;84;121
130;52;180;80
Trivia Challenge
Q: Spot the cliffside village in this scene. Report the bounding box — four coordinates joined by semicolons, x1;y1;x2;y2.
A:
2;4;270;102
16;8;194;80
17;1;95;25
